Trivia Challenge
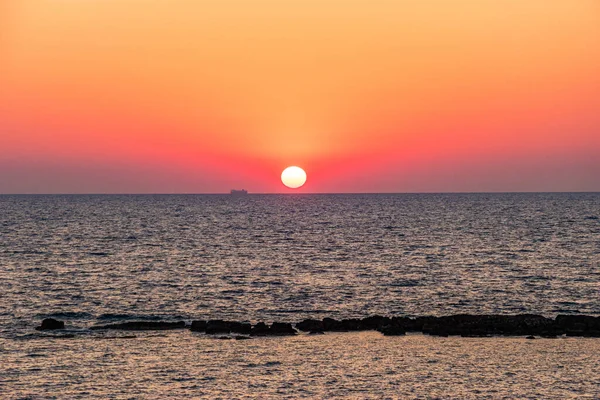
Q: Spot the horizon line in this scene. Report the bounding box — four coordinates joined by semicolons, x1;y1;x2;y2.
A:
1;191;599;196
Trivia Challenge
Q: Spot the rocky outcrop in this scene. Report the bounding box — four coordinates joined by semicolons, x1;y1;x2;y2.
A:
298;316;392;333
205;320;231;334
321;317;346;331
36;318;65;331
269;322;297;336
203;320;252;335
417;314;555;337
296;319;324;333
250;322;297;336
36;313;598;337
361;316;391;330
396;314;558;337
555;315;600;337
229;321;252;335
190;320;207;332
377;322;406;336
190;320;252;334
294;314;600;337
90;321;186;330
250;322;271;336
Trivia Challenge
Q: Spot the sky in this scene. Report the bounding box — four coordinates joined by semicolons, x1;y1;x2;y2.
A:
1;0;599;193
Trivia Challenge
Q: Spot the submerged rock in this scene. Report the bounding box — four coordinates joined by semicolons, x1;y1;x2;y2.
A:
90;321;186;331
36;318;65;331
41;333;75;339
55;334;76;339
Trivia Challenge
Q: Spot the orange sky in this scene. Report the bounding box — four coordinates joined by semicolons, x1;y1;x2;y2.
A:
1;0;599;193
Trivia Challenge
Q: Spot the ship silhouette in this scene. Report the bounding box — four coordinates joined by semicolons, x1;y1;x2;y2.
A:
230;189;248;195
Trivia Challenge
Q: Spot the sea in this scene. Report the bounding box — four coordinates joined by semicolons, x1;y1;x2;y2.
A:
1;193;599;399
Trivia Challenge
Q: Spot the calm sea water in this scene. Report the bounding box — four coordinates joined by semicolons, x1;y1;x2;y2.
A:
1;193;599;398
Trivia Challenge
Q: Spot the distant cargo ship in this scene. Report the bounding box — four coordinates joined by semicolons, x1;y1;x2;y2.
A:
230;189;248;195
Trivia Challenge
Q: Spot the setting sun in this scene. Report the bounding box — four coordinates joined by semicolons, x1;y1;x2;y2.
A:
281;166;307;189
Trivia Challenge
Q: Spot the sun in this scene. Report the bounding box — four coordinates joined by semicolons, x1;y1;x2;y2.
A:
281;166;307;189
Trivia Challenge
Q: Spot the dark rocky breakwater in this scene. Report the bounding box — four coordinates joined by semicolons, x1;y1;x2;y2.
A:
34;314;600;338
89;321;186;331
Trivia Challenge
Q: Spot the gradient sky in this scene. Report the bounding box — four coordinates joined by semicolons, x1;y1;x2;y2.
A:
1;0;599;193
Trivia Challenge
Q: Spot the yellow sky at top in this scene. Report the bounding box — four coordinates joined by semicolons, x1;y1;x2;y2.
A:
1;0;599;176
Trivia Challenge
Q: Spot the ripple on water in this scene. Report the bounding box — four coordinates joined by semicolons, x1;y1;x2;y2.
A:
0;194;599;395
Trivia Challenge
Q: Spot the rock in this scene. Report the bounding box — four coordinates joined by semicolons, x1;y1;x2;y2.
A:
541;334;558;339
250;322;270;336
249;322;296;336
229;322;252;335
202;320;252;335
565;330;585;337
296;319;324;332
319;317;391;332
322;318;346;331
339;318;362;331
269;322;297;336
36;318;65;331
386;316;421;332
526;335;536;340
377;324;406;336
77;314;600;338
190;320;207;332
90;321;185;330
360;316;390;330
506;314;556;335
417;314;556;337
205;320;232;334
555;315;600;331
411;317;436;332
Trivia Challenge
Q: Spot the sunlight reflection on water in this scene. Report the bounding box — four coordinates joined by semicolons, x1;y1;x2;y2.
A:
2;331;600;399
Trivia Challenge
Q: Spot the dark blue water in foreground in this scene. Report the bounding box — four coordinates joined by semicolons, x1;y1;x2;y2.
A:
1;193;599;332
